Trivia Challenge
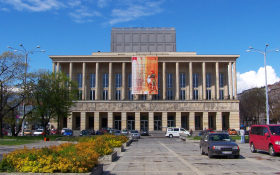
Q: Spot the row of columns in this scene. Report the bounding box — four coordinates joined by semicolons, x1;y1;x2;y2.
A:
53;61;237;100
68;111;239;131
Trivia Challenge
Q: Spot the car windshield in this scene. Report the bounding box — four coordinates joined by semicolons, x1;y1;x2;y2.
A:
269;126;280;136
24;130;30;132
65;130;71;132
115;131;120;133
35;129;43;132
209;134;232;141
122;130;127;132
131;130;138;133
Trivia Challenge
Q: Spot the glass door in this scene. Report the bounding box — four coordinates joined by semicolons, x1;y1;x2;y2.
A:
127;120;135;130
140;120;148;130
114;120;121;130
154;120;162;130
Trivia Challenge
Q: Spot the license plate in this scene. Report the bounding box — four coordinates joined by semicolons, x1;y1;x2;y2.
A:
222;151;232;154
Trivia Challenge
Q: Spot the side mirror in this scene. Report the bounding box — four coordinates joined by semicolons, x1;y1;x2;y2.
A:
265;132;269;137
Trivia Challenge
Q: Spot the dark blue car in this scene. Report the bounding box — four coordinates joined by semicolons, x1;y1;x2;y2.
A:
63;129;73;136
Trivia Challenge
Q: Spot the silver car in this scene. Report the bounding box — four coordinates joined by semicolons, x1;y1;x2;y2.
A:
130;130;140;139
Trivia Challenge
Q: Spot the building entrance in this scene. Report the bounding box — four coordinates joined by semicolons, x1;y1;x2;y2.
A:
208;116;214;129
141;120;148;130
167;116;174;127
115;120;121;130
127;120;135;130
154;116;162;130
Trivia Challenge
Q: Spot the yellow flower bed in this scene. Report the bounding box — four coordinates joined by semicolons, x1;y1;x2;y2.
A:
0;134;128;173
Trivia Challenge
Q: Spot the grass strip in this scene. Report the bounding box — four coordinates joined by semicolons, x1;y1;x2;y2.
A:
0;140;35;146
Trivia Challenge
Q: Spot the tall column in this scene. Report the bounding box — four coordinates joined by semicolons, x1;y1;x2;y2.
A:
175;62;180;100
95;63;99;100
52;62;56;72
121;112;127;130
216;62;220;100
162;62;166;100
162;112;167;131
94;112;100;131
216;112;222;130
149;112;154;131
56;62;60;73
202;62;206;100
121;62;126;100
233;62;237;99
80;112;86;130
189;62;193;100
176;112;181;127
189;112;195;130
229;62;233;99
108;112;113;129
82;62;86;100
202;112;208;130
135;112;140;131
229;112;240;130
67;113;73;130
69;62;73;81
109;62;112;100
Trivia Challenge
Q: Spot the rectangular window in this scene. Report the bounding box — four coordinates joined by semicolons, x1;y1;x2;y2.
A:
167;90;173;100
103;74;109;88
90;74;96;88
115;74;121;88
90;90;95;100
154;90;160;100
193;90;198;100
167;74;172;88
180;90;185;100
219;73;224;87
206;73;211;88
128;90;133;100
77;74;82;88
116;90;121;100
128;74;132;88
206;90;211;100
103;90;108;100
219;90;224;100
180;73;186;88
193;73;198;88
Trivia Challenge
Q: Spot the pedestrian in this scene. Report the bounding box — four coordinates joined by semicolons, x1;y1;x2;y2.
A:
240;127;245;144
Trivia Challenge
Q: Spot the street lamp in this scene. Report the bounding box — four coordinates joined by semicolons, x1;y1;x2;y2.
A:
7;44;45;136
246;44;279;124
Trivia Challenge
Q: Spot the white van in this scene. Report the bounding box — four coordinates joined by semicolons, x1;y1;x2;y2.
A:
165;127;190;138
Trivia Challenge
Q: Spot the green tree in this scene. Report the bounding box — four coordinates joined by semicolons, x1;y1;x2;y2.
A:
32;71;78;135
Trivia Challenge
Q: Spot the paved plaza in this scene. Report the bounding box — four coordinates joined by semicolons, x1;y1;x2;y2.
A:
1;134;280;174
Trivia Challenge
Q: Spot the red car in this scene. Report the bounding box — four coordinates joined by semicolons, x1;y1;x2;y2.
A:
51;129;58;135
2;129;7;136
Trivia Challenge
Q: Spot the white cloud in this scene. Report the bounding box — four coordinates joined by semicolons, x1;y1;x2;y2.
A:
97;0;110;8
3;0;65;12
69;6;102;23
237;66;280;93
67;0;81;7
106;0;164;25
1;7;9;11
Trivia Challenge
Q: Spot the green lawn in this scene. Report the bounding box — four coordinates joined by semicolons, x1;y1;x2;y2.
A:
0;140;35;146
0;135;63;141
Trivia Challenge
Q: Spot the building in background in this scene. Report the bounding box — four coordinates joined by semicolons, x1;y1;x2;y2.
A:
49;27;240;131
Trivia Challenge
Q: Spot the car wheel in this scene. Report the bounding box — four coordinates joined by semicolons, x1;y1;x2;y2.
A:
250;143;257;153
200;147;205;155
208;148;213;158
269;145;276;156
234;155;239;159
169;134;173;138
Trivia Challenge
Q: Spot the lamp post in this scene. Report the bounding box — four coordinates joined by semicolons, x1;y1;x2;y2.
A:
7;44;45;136
246;44;279;124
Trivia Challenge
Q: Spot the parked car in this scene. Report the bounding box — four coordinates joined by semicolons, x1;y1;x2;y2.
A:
80;130;90;136
199;129;215;136
130;130;140;139
88;129;95;135
249;124;280;156
51;129;58;135
109;129;117;134
63;129;73;136
114;130;121;136
100;128;109;134
23;129;32;136
95;130;103;135
165;127;190;138
121;129;128;135
228;128;237;135
60;128;68;135
33;129;45;136
2;128;7;136
200;133;240;158
140;129;149;136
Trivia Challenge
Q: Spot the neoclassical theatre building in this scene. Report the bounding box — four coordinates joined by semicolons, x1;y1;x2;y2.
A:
49;27;240;131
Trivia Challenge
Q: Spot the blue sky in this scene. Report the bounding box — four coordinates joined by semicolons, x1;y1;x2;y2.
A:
1;0;280;93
